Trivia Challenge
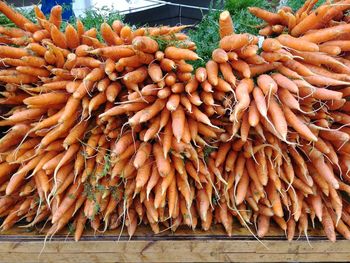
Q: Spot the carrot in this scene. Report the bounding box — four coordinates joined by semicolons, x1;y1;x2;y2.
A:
219;10;234;38
302;24;350;43
64;121;89;149
307;146;339;189
132;142;152;169
212;48;228;63
319;130;349;142
119;25;133;44
257;74;278;96
23;94;69;110
321;40;350;52
271;73;298;93
0;46;29;59
73;80;95;100
63;24;80;50
164;94;180;111
100;22;122;46
250;62;280;77
304;75;350;86
259;25;273;36
52;182;83;224
153;143;171;177
219;33;252;51
20;56;46;69
176;60;193;73
132;99;162;124
322;206;336;242
202;60;219;87
256;214;270;238
111;20;123;35
148;63;162;83
164;46;199;61
50;25;67;49
268;97;287;141
90;46;134;59
231;59;251;78
278;35;319;52
134;159;152;194
0;1;37;31
316;0;350;29
261;51;290;63
284;107;317;141
132;36;159;53
248;7;282;25
219;62;236;86
291;4;330;37
58;97;80;124
170;105;186;142
160;58;176;72
0;108;45;125
283;60;314;77
32;29;49;42
271;24;285;34
230;78;253;122
49;5;62;28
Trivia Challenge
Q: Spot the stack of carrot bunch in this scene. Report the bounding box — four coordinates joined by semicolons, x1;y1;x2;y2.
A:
0;0;350;242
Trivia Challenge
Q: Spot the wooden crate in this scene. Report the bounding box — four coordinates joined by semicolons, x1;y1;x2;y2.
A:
1;223;349;262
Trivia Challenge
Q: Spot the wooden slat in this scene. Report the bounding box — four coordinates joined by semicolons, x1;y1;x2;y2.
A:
0;240;350;262
0;224;349;262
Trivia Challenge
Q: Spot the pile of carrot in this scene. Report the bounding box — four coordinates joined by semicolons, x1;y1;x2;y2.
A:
0;0;350;242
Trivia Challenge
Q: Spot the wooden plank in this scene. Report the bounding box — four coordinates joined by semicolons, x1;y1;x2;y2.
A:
0;224;349;262
1;239;350;254
0;241;350;262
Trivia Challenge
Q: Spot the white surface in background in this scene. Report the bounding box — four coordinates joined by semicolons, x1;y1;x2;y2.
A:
72;0;162;16
73;0;92;17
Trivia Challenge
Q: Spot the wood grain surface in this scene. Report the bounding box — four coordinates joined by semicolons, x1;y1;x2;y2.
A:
0;223;348;262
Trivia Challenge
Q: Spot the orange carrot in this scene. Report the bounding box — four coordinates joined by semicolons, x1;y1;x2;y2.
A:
133;36;159;53
277;34;319;52
0;1;37;31
49;5;62;28
219;10;234;38
268;97;288;140
165;46;199;61
248;7;282;25
50;25;67;49
291;5;330;36
219;33;252;51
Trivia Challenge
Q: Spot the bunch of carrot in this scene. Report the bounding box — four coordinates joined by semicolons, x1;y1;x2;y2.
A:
0;0;350;242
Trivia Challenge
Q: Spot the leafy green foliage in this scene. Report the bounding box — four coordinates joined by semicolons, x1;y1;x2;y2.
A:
78;6;123;30
67;223;76;234
74;6;123;40
226;0;271;13
228;0;279;34
187;0;279;69
187;9;220;68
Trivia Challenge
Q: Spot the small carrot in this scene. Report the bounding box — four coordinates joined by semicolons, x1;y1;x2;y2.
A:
248;7;282;25
133;36;159;53
220;33;254;51
219;10;234;38
50;25;67;49
164;46;199;61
